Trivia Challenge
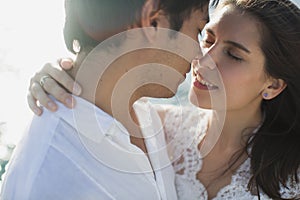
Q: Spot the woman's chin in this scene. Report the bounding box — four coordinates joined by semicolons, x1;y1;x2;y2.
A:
188;91;211;109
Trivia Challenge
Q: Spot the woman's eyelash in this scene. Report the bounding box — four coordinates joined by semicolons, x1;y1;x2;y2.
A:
200;40;243;62
201;39;213;46
224;50;243;61
204;40;213;44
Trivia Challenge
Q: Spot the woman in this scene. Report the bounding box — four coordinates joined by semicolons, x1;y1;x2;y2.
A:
165;0;300;199
27;0;300;199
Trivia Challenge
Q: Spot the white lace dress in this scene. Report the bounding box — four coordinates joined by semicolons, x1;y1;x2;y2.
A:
162;105;300;200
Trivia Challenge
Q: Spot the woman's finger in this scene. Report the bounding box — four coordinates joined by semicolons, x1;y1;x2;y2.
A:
43;62;82;95
27;93;43;116
41;77;76;108
59;58;74;70
30;81;58;112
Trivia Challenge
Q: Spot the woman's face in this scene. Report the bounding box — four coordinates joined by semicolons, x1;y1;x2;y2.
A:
189;5;269;112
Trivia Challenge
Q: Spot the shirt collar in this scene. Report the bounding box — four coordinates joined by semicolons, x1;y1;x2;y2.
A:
52;96;154;173
53;96;115;140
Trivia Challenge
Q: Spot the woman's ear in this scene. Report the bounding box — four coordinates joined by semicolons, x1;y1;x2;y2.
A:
262;78;287;100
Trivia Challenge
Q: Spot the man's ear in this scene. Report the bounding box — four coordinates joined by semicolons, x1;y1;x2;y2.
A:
262;78;287;100
140;0;169;42
141;0;159;27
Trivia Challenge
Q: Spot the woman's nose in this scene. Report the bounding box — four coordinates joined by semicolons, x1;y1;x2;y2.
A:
192;53;217;71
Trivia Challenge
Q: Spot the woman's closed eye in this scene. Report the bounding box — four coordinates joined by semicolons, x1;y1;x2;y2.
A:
200;39;214;48
224;48;243;62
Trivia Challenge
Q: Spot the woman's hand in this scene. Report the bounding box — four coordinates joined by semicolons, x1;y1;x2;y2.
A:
28;58;82;116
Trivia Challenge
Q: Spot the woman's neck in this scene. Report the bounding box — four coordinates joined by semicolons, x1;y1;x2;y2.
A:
200;105;263;157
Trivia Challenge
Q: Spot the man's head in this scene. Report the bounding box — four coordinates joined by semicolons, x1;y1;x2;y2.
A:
64;0;220;103
157;0;212;42
63;0;145;54
63;0;218;54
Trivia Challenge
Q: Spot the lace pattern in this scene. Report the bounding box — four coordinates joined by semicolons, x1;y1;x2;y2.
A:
162;105;300;200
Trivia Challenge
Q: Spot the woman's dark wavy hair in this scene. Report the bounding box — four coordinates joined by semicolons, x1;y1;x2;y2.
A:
63;0;219;54
223;0;300;199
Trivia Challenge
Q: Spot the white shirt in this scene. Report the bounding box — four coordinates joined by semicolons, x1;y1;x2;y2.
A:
0;97;177;200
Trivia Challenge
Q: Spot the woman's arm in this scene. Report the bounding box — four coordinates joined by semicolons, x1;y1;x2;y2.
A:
28;58;81;115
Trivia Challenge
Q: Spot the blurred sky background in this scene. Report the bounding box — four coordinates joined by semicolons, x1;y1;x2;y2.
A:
0;0;71;145
0;0;299;147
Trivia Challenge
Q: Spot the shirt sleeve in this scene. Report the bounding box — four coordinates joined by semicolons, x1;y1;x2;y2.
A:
0;113;58;200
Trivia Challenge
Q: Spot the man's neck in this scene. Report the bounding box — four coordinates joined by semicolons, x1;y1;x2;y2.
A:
67;49;147;151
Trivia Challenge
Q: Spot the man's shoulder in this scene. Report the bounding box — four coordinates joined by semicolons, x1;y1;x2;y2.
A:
0;110;66;199
9;108;70;162
24;108;70;148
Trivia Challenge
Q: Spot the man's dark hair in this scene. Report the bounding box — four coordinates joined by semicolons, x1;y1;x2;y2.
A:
159;0;218;31
63;0;219;54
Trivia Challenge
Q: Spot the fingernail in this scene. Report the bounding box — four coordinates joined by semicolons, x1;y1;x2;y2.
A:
61;59;73;69
66;97;74;108
73;83;82;95
48;102;57;111
34;108;41;115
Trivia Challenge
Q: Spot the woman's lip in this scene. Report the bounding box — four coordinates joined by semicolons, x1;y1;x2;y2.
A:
193;77;218;90
193;78;209;90
193;68;218;87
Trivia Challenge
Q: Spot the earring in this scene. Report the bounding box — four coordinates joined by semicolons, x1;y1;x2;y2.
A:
73;39;81;53
263;93;268;98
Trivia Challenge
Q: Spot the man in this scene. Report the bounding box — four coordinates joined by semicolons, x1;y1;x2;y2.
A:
1;0;215;199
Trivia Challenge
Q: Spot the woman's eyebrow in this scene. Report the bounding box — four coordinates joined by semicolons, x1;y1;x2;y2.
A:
206;28;215;36
205;28;251;53
224;40;251;53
